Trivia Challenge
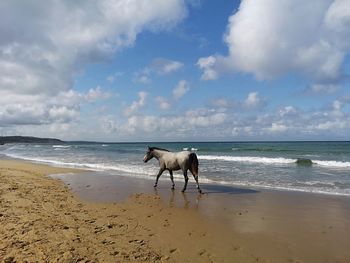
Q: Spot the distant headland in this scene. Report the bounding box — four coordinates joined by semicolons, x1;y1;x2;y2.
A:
0;136;63;145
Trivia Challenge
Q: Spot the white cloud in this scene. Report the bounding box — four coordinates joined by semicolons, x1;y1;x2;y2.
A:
267;123;288;133
124;91;148;116
0;86;114;128
0;0;188;128
119;108;227;137
211;98;233;108
150;58;183;75
156;96;171;110
243;92;266;110
244;92;259;108
48;106;79;123
133;72;152;84
106;72;123;83
172;80;190;100
278;106;297;117
134;58;183;84
85;86;112;102
197;56;219;80
198;0;350;82
153;79;190;110
306;83;339;95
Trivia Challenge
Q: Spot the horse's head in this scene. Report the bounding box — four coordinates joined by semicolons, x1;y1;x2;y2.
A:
143;147;154;163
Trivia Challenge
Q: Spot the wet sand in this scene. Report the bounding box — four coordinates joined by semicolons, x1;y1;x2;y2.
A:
1;159;350;262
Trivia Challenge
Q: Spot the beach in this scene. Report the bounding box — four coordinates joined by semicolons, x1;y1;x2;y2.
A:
1;159;350;262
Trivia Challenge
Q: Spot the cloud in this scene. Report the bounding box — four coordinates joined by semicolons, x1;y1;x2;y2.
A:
0;85;115;128
119;108;227;137
210;92;266;111
304;83;340;95
124;91;148;116
150;58;184;75
267;123;288;133
198;0;350;82
278;106;297;117
106;72;123;83
133;71;152;84
172;80;190;100
0;0;188;128
210;98;234;108
154;79;190;110
134;58;184;84
243;92;266;110
85;86;112;102
197;56;219;80
156;96;171;110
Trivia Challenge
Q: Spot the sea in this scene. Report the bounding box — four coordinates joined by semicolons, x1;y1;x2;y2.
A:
1;141;350;196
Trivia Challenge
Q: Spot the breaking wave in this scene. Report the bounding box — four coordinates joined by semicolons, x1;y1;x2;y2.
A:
198;155;350;168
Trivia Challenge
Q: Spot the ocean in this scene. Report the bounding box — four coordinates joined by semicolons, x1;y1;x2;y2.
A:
1;141;350;196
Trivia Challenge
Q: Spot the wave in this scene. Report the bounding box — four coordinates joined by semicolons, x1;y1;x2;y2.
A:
313;160;350;168
198;155;295;164
295;158;313;166
3;152;157;176
197;176;350;196
3;152;350;197
198;155;350;168
53;145;71;148
182;147;198;151
231;147;299;153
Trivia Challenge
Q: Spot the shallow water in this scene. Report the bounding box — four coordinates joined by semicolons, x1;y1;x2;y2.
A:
1;141;350;196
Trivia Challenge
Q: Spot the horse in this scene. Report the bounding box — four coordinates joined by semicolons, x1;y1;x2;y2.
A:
143;146;202;193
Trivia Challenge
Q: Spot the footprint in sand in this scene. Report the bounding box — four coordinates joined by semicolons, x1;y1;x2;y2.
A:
162;219;170;227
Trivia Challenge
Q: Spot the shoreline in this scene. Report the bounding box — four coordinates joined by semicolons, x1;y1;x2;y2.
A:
2;152;350;198
1;159;350;262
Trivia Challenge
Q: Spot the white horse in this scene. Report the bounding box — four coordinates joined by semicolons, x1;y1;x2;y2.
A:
143;147;202;193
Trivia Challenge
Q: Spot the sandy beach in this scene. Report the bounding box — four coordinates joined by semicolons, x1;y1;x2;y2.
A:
1;159;350;262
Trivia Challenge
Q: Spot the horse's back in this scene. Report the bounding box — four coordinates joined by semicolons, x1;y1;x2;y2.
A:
162;151;190;170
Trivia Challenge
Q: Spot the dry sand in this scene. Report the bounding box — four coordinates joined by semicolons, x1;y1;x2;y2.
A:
1;159;350;262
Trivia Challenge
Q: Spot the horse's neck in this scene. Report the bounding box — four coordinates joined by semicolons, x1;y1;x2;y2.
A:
152;150;166;160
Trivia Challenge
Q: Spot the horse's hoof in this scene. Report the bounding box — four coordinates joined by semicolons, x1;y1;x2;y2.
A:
181;189;185;193
171;187;175;190
198;189;203;194
154;185;157;188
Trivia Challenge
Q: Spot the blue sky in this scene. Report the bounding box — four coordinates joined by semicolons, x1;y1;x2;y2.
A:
0;0;349;141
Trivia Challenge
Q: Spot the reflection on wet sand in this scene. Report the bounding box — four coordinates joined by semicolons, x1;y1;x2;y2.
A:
52;171;350;262
153;187;203;209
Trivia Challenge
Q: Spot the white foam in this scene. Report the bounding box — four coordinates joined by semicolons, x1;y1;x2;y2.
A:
313;160;350;168
198;176;350;196
3;151;350;197
3;152;155;176
198;155;295;164
53;145;71;148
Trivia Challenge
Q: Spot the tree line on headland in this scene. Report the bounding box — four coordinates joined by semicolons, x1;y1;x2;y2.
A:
0;136;63;145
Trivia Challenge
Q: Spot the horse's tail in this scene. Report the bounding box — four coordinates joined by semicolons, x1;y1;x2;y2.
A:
189;152;199;176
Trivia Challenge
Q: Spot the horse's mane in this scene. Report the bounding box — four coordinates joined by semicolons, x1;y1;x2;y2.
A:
149;147;170;152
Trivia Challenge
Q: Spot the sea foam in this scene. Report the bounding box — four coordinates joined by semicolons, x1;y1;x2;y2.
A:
198;155;350;168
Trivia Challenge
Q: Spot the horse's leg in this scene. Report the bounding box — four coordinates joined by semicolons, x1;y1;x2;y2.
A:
154;168;165;188
193;174;202;193
169;170;175;190
181;170;189;193
190;170;202;194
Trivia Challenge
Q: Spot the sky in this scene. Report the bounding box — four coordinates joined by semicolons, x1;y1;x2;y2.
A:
0;0;350;142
